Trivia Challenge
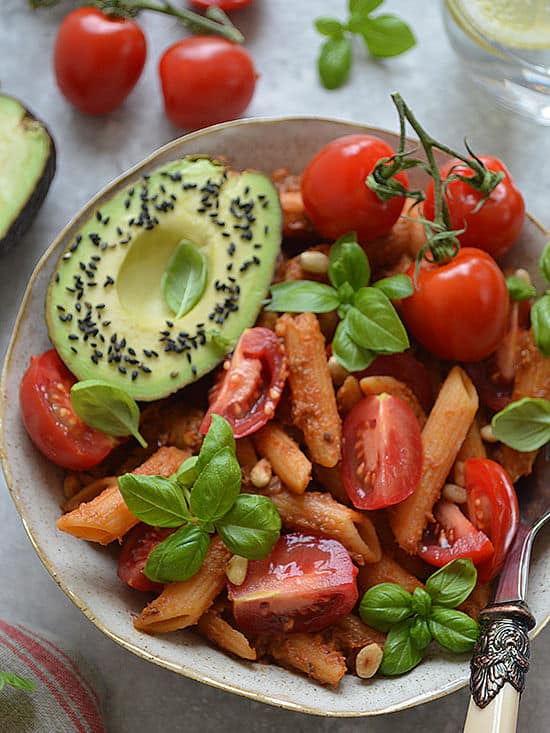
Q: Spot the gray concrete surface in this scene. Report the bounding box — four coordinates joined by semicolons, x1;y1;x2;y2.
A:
0;1;548;730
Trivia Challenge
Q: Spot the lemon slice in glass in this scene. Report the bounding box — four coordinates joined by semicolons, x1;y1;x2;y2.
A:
447;0;550;49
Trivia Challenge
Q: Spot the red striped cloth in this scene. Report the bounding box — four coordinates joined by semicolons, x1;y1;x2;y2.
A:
0;620;105;733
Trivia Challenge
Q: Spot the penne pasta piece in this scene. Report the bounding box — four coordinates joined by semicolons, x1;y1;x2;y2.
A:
390;366;479;554
452;416;487;486
266;486;381;564
235;437;258;487
277;313;342;468
357;553;423;595
329;614;386;654
263;633;347;686
359;375;427;427
57;446;187;545
197;605;256;661
336;376;363;416
61;476;118;513
253;421;311;494
134;536;231;634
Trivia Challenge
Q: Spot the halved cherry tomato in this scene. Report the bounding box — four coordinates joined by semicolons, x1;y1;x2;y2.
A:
340;394;422;510
189;0;255;8
54;8;146;115
228;533;358;634
118;524;172;592
418;500;494;567
159;36;257;130
423;156;525;260
300;135;408;243
19;349;116;471
465;458;519;583
400;247;509;362
200;327;287;438
359;352;433;412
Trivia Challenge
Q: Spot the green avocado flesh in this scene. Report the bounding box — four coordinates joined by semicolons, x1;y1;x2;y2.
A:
46;157;282;401
0;94;55;251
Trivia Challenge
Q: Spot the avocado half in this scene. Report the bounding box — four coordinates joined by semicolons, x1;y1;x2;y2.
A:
46;156;282;400
0;94;56;252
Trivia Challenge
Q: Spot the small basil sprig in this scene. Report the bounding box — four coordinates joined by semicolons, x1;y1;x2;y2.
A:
505;274;536;302
360;559;479;675
0;670;35;693
161;239;208;320
70;379;147;448
266;233;412;372
492;397;550;451
118;415;281;583
315;1;416;90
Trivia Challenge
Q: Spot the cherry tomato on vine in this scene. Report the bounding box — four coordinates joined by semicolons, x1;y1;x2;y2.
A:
159;36;257;130
300;135;408;243
341;394;422;510
200;328;287;439
465;458;519;583
19;350;116;471
53;7;147;116
228;533;358;634
423;156;525;259
189;0;255;9
400;247;509;362
418;500;494;567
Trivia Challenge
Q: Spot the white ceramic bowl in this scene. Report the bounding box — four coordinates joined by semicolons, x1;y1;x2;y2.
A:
1;117;549;717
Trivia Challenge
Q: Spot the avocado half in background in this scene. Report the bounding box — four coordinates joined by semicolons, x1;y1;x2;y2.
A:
0;94;56;253
46;155;282;401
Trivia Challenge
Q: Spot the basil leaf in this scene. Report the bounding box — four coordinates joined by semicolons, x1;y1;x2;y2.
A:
197;414;235;473
0;671;35;692
328;233;371;291
373;274;414;300
266;281;340;313
190;446;242;522
348;288;410;353
539;241;550;284
118;474;191;527
337;281;356;306
428;607;479;653
359;582;413;632
349;0;383;16
315;17;344;36
505;274;536;301
144;525;210;583
360;14;416;58
216;494;281;560
161;240;208;320
425;558;477;608
492;397;550;451
409;617;432;651
531;294;550;356
175;455;198;489
332;318;376;372
70;379;147;448
411;587;432;619
318;35;353;90
380;619;424;675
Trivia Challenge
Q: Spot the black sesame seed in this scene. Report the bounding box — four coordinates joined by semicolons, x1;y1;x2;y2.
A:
55;273;60;283
119;366;127;375
57;305;66;312
131;370;138;381
141;365;152;374
96;211;102;222
91;354;99;365
68;334;78;341
103;216;110;226
70;346;78;354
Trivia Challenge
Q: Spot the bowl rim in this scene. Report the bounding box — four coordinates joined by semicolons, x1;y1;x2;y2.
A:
1;114;549;717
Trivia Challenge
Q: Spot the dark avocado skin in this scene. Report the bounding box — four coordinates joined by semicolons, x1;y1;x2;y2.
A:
0;95;57;253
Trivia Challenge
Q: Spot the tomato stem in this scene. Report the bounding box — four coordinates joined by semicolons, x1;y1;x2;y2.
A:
95;0;244;43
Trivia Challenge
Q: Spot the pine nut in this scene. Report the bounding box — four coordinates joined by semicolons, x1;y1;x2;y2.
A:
328;355;350;386
355;643;383;679
480;424;497;443
250;458;272;488
225;555;248;586
442;482;468;504
514;268;533;286
299;250;329;275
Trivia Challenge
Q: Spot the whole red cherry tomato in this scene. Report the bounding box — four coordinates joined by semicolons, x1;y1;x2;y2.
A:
189;0;255;8
19;349;116;470
300;135;408;243
423;156;525;259
418;500;494;568
465;458;519;583
159;37;257;130
201;327;287;439
118;524;173;592
54;7;147;116
341;394;422;510
228;533;358;634
400;247;509;362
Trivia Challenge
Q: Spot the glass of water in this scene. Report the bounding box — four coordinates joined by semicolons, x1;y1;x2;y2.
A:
443;0;550;124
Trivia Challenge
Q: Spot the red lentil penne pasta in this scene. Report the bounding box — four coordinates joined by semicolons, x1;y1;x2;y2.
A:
262;633;347;686
452;416;487;486
197;604;256;661
252;421;311;494
357;553;424;596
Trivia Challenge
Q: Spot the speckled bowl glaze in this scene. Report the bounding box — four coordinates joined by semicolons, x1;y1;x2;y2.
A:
1;117;549;717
